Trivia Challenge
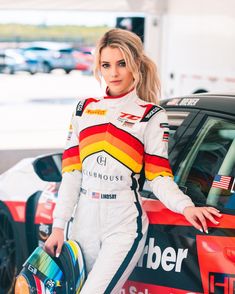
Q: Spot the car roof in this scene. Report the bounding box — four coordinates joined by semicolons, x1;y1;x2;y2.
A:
23;41;72;50
161;93;235;116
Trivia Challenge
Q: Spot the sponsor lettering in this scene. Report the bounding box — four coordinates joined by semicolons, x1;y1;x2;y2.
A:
166;98;181;106
85;109;107;115
119;112;141;121
45;279;56;289
76;100;85;111
179;98;199;106
39;224;50;241
209;272;235;294
28;264;37;275
82;169;123;182
137;238;188;272
145;107;159;119
101;194;116;199
119;287;150;294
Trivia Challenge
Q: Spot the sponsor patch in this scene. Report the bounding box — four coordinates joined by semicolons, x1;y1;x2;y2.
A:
123;121;135;128
96;155;107;166
141;105;162;122
160;122;169;128
162;131;169;142
67;123;73;141
85;109;107;115
119;112;141;121
76;100;86;116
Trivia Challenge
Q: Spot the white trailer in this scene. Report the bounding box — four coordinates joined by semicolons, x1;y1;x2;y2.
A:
144;0;235;98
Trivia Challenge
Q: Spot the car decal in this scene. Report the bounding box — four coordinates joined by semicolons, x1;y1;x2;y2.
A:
122;280;202;294
125;222;235;293
127;224;204;292
4;200;26;222
34;199;56;224
197;235;235;294
143;199;235;228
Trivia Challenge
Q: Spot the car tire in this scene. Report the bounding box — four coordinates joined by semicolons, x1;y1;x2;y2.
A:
4;66;14;75
65;69;72;74
0;206;22;294
42;62;52;73
25;192;42;253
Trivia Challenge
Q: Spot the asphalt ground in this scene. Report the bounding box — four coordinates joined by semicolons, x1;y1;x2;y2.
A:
0;70;103;173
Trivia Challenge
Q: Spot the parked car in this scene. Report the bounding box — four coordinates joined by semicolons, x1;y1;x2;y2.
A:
72;47;94;74
21;42;77;74
0;48;40;75
0;93;235;293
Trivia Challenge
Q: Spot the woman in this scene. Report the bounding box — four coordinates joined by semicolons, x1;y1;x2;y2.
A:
44;28;221;293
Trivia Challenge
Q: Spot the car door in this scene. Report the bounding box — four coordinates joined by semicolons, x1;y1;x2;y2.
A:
123;110;235;294
173;112;235;294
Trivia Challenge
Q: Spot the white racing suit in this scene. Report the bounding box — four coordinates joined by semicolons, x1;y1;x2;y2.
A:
53;89;194;293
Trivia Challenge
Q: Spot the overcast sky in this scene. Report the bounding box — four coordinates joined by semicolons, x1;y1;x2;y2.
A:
0;10;144;26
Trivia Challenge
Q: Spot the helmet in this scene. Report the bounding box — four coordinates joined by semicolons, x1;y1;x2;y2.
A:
15;240;86;294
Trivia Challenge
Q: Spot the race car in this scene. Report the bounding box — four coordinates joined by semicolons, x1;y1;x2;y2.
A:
0;93;235;294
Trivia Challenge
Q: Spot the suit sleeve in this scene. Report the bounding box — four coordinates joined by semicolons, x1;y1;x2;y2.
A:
144;109;194;213
53;111;82;229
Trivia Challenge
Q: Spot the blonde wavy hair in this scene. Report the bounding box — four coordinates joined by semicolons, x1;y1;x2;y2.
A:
94;28;161;104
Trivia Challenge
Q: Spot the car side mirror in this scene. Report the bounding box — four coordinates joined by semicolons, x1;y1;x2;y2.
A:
33;153;62;182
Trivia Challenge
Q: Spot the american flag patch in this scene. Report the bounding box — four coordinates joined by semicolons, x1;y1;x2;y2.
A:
92;192;100;199
212;175;232;190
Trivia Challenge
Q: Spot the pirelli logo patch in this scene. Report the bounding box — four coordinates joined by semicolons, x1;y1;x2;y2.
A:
85;109;107;115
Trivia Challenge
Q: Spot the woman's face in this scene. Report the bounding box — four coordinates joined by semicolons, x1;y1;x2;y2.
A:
100;46;134;96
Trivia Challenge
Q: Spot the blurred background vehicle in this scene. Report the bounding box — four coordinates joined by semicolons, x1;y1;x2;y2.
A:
0;48;40;75
21;41;77;74
72;46;94;75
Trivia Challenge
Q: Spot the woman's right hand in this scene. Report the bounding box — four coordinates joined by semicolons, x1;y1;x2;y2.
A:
44;227;64;257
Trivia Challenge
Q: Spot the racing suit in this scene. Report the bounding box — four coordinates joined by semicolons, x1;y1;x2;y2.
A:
53;89;194;294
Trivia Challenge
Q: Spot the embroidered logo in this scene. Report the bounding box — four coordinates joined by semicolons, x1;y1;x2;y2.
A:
85;109;107;115
119;112;141;121
117;112;141;127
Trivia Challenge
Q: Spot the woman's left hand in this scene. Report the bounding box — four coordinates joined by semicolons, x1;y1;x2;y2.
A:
183;206;222;233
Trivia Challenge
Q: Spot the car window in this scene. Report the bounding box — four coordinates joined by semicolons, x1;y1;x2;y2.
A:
176;117;235;210
26;47;47;51
59;48;73;53
167;111;189;150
